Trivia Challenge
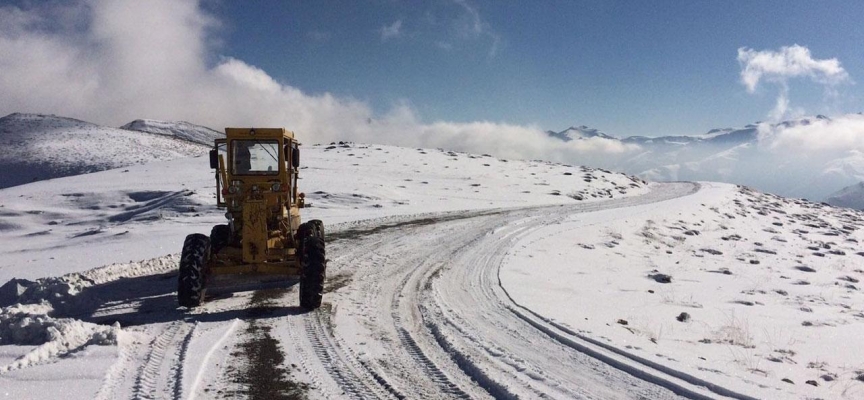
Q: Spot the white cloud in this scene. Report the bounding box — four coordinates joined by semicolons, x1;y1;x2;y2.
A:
737;44;849;93
0;0;635;165
737;44;850;121
380;19;402;41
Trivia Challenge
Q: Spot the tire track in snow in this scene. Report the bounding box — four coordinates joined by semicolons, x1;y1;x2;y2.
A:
387;242;479;399
303;307;397;399
173;322;196;400
130;321;195;400
94;331;136;400
187;319;240;400
410;182;707;399
394;326;470;399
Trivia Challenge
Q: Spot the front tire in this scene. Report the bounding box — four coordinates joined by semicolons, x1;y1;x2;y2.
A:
299;235;326;310
178;233;210;308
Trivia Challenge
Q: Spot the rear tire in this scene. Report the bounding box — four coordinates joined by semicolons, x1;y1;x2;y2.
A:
296;219;324;269
178;233;210;308
308;219;324;239
210;224;230;253
299;235;326;310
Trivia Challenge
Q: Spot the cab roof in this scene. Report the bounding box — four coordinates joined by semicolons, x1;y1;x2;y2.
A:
224;128;295;140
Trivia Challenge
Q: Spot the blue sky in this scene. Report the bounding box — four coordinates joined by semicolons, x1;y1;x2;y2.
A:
0;0;861;143
201;0;863;137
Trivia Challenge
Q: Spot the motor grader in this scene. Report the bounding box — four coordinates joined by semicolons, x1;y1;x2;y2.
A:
177;128;326;309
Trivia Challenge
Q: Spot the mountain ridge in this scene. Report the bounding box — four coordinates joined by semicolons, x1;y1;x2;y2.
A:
0;113;212;189
546;114;864;200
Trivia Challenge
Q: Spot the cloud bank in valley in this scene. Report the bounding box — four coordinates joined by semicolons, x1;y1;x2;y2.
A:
0;0;635;165
759;113;864;153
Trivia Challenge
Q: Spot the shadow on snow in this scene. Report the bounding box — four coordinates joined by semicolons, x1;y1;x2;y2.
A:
56;271;307;327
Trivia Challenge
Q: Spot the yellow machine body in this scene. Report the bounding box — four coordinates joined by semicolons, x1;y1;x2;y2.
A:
209;128;304;278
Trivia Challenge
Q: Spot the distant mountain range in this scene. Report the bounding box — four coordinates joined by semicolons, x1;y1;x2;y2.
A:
826;182;864;210
2;111;862;204
0;113;222;189
547;114;864;201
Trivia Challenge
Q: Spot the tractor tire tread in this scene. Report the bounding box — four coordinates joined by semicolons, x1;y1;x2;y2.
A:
299;236;326;310
178;233;210;308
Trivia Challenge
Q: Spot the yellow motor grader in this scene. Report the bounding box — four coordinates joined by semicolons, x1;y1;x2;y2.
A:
177;128;325;309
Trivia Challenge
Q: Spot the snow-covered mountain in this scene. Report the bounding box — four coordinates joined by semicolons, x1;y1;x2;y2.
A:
826;181;864;210
0;113;212;189
120;119;223;146
546;125;616;141
550;115;864;200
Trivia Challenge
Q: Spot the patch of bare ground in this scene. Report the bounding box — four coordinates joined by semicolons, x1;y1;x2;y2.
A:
227;288;309;399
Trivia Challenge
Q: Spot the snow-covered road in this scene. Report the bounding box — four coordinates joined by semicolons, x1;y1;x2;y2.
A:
317;181;699;399
37;181;734;400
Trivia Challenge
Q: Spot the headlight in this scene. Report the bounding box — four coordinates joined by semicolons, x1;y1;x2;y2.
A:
228;185;240;194
271;182;282;192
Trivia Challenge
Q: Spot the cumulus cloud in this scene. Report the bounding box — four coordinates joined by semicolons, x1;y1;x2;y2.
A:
0;0;635;165
737;45;849;92
737;45;850;121
380;19;402;41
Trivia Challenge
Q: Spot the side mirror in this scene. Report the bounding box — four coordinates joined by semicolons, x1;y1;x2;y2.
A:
209;149;218;169
292;147;300;168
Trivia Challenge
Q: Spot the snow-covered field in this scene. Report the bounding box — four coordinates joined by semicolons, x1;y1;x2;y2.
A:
1;119;864;399
502;182;864;399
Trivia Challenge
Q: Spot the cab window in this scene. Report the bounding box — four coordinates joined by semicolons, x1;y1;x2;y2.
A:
232;140;280;175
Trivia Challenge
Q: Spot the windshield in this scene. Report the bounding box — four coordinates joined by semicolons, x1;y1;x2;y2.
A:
232;140;280;175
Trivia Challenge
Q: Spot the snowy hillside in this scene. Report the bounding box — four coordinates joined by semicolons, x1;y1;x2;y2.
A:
826;181;864;210
0;142;648;282
0;113;210;189
1;129;864;398
120;119;223;146
502;183;864;399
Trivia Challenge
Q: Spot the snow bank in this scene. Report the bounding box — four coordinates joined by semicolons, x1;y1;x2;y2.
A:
0;254;178;374
0;301;118;374
2;254;179;312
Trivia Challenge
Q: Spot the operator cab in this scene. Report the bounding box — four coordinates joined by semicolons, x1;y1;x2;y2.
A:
231;140;280;175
